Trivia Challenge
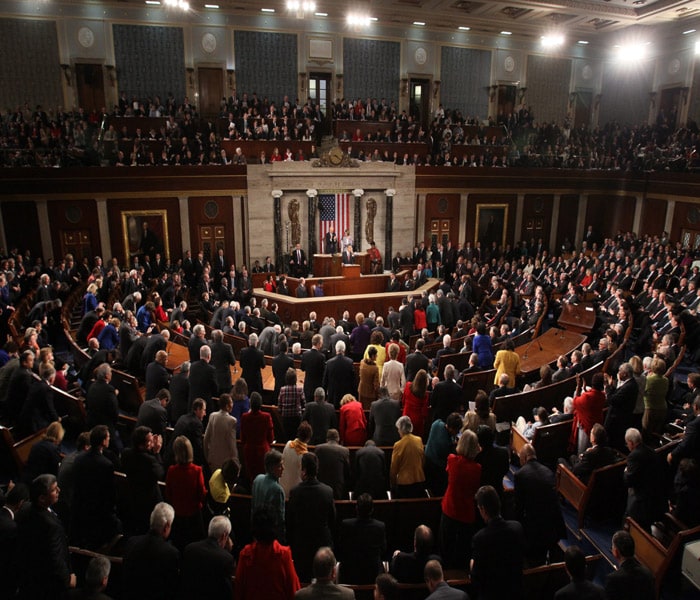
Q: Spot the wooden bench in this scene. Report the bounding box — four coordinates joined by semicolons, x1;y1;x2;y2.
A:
460;368;496;408
69;546;125;599
110;368;144;415
627;515;700;598
556;461;627;533
435;350;471;381
511;419;573;469
0;425;48;477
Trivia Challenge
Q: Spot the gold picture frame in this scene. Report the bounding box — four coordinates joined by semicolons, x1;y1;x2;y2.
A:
121;209;170;266
475;203;509;249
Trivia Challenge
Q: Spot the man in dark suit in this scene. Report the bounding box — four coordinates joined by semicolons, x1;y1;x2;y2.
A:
0;482;28;598
354;440;387;500
272;340;294;404
488;373;520;404
314;428;350;500
430;364;462;422
188;324;208;363
424;560;468;599
475;425;510;503
137;389;171;435
141;329;170;371
471;485;525;600
16;475;76;597
169;398;206;468
188;346;218;414
145;350;170;400
70;425;121;550
567;423;618;484
181;515;235;599
555;545;605;600
405;339;430;381
341;244;355;265
338;493;386;584
605;530;655;600
514;444;566;566
391;524;442;583
386;272;401;292
604;363;638;452
322;340;356;408
324;226;339;254
86;363;121;451
287;453;336;582
302;387;337;445
122;502;179;600
368;387;401;446
623;428;665;530
289;243;307;277
301;334;326;402
669;396;700;468
239;332;265;396
168;361;190;424
210;329;236;395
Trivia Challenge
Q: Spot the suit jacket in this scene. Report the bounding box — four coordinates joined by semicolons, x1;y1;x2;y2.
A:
188;360;218;410
171;413;205;466
181;536;234;600
204;409;239;471
295;581;355;599
476;445;510;499
341;250;355;265
272;352;295;402
322;354;356;407
168;372;190;424
188;335;207;364
0;506;18;597
302;401;338;445
120;447;164;534
354;444;387;499
572;445;619;484
137;398;170;435
604;378;638;450
122;530;180;600
145;361;170;400
369;397;401;446
430;379;463;422
671;414;700;466
210;340;236;393
338;516;386;584
554;579;605;600
426;582;469;600
301;348;326;401
624;444;665;527
86;379;120;433
324;231;339;254
405;351;430;382
239;346;265;395
604;557;655;600
315;441;350;499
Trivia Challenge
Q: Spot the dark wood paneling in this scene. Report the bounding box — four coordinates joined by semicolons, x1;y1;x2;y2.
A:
586;195;635;242
1;201;40;259
187;196;236;262
671;201;700;243
522;194;553;251
47;199;100;262
640;197;667;237
106;198;182;267
425;193;460;246
466;194;517;249
556;194;579;254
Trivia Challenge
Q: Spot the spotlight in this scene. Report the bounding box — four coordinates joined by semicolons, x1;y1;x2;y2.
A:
541;34;564;48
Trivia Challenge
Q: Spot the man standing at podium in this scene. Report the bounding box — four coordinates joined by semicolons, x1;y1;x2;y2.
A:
324;226;339;255
342;245;355;265
290;243;307;277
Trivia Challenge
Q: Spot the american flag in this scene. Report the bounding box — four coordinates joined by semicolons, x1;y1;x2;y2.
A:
319;192;350;252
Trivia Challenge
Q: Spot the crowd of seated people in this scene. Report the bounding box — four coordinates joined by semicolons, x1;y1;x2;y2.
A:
1;223;699;596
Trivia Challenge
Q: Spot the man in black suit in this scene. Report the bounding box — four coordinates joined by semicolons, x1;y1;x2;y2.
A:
287;453;336;582
315;428;350;500
354;440;387;500
514;444;566;567
368;387;402;446
239;332;265;396
145;349;170;400
341;244;355;265
565;423;618;484
210;329;236;395
0;482;28;598
170;398;206;467
137;389;171;435
488;373;520;405
70;425;121;550
188;345;218;414
555;545;605;600
604;363;638;452
168;361;190;424
181;515;235;599
122;502;179;600
16;475;76;597
605;530;655;600
322;340;356;408
470;485;525;600
405;339;430;381
475;425;510;503
301;334;326;402
86;363;122;452
338;493;387;584
324;226;339;254
5;350;35;424
302;387;337;445
669;396;700;468
289;243;307;277
623;428;665;530
141;329;170;372
188;324;208;363
430;364;462;422
391;524;442;583
386;272;401;293
272;340;294;404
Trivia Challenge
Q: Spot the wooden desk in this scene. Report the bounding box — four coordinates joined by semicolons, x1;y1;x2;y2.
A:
516;328;587;377
558;302;597;334
313;254;342;277
341;264;361;278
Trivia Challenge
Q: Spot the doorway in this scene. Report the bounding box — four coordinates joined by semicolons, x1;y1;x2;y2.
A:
573;91;592;129
75;63;106;113
198;67;224;118
659;87;681;130
198;224;226;263
308;72;331;135
497;84;517;123
410;78;430;130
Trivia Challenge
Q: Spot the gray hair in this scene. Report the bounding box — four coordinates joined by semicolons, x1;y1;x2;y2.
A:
193;324;205;337
200;345;211;360
150;502;175;532
314;387;326;401
248;333;259;347
85;556;111;590
208;515;232;539
180;360;191;374
624;427;642;446
335;340;346;354
396;415;413;435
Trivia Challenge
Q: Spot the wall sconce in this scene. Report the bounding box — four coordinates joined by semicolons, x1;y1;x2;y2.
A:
227;69;234;90
60;64;72;86
433;80;441;98
401;78;409;97
186;67;194;87
105;65;116;87
299;72;306;93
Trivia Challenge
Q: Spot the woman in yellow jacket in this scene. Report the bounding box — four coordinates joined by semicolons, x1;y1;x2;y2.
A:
493;338;521;385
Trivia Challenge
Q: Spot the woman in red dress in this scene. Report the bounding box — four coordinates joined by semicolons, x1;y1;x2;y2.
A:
339;394;367;446
571;372;606;454
402;369;430;439
240;391;274;484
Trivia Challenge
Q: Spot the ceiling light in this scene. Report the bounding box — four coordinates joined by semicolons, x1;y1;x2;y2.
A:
541;34;564;48
145;1;160;5
370;17;378;21
501;31;512;35
315;12;327;17
261;8;275;13
164;0;189;10
204;3;219;7
458;26;470;31
614;41;650;62
577;40;589;45
684;29;696;35
413;21;425;26
347;13;372;27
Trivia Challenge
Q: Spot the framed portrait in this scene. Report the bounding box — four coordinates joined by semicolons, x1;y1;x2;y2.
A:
121;209;169;266
475;203;509;249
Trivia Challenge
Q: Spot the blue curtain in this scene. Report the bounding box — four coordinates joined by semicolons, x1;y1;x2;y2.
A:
343;38;400;104
234;31;297;102
440;46;491;120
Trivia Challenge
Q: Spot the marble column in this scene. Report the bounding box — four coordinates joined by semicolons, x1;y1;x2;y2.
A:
514;194;525;244
306;189;318;273
178;196;191;254
271;190;283;273
632;195;643;235
36;200;52;262
352;189;363;249
385;189;395;271
549;195;560;253
95;198;112;259
664;200;675;236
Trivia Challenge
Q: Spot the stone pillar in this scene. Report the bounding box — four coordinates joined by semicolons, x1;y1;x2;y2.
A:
352;189;364;250
95;198;112;260
306;189;318;273
575;194;587;250
632;195;643;235
385;188;396;271
514;194;525;244
549;194;560;253
271;190;283;273
36;200;52;262
0;207;6;256
664;200;675;236
178;196;191;255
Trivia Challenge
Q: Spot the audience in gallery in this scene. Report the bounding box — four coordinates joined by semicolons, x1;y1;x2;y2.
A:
2;220;699;598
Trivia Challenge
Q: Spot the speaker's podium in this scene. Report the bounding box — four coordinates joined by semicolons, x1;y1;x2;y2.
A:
341;264;361;278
